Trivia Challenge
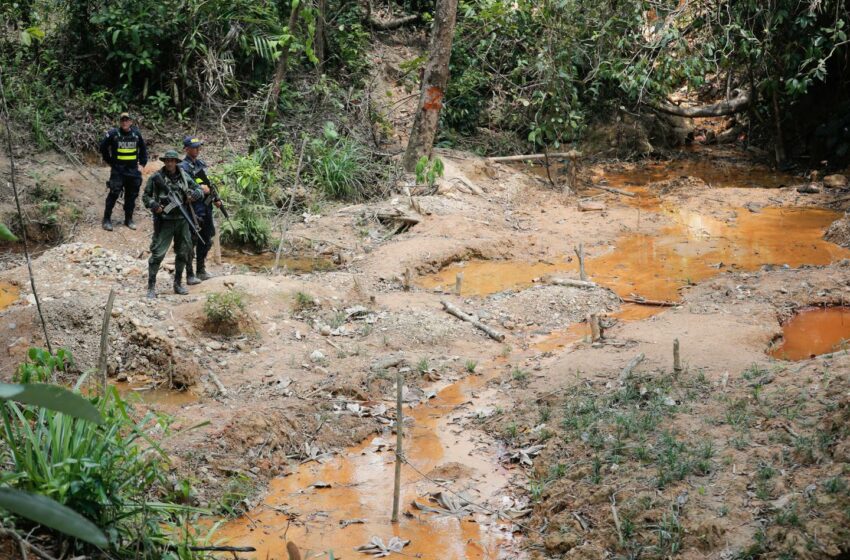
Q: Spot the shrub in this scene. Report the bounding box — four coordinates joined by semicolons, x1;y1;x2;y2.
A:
203;290;249;334
215;150;279;250
306;122;373;200
292;291;316;312
0;353;208;558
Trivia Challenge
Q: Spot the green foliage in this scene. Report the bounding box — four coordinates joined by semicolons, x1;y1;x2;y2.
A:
306;122;373;200
0;356;206;557
414;156;444;186
292;291;316;312
204;290;248;327
215;150;278;249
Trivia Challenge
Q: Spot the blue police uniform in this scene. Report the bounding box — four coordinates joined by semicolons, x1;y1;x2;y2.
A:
98;119;148;230
180;136;215;279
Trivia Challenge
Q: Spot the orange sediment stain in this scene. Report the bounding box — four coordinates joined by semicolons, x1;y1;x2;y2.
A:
214;370;517;559
769;307;850;361
0;281;19;311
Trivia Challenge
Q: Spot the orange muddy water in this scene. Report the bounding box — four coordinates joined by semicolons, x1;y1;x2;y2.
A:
769;307;850;361
217;159;848;559
420;206;847;301
0;281;19;311
216;369;518;559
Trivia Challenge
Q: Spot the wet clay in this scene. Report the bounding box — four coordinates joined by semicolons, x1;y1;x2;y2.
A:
0;281;19;311
769;307;850;361
223;250;335;273
215;370;517;559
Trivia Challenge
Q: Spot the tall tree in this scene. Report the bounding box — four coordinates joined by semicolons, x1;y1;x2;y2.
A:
402;0;458;171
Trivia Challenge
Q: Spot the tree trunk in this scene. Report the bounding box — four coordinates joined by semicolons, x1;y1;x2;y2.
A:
268;1;304;112
315;0;327;76
650;89;750;118
771;86;786;165
402;0;458;171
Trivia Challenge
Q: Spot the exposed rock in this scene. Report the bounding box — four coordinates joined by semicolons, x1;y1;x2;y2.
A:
823;174;848;189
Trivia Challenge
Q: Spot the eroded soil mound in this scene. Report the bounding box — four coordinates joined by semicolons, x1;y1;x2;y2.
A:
824;213;850;248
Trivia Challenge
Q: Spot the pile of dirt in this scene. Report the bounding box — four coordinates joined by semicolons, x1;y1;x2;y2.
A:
824;213;850;248
649;175;712;196
481;284;621;331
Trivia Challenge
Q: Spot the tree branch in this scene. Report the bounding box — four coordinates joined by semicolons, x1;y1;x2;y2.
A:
649;89;751;118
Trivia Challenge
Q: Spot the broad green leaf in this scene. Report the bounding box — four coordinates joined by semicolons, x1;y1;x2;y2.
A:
0;223;16;241
0;488;108;547
0;383;102;424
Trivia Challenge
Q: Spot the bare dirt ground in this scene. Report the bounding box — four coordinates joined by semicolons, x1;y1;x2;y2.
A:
2;141;850;559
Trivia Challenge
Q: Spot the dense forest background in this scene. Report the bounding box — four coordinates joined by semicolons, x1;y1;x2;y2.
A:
2;0;849;166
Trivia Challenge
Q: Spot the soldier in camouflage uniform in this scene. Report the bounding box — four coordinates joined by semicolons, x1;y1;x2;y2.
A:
142;150;203;298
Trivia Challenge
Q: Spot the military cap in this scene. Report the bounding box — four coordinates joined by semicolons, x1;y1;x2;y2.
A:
159;150;181;162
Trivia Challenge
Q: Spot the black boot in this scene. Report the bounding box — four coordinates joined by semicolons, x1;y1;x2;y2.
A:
186;261;200;285
197;261;213;281
102;217;113;231
146;278;156;299
173;283;188;295
124;219;137;230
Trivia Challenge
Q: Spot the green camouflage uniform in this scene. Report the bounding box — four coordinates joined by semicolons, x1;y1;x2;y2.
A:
142;167;203;286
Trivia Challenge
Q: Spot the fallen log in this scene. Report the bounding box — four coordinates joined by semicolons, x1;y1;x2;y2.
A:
548;277;598;289
368;14;418;30
622;296;678;307
487;152;579;163
650;89;751;118
578;200;606;212
376;212;420;225
586;184;636;198
619;353;645;383
441;300;505;342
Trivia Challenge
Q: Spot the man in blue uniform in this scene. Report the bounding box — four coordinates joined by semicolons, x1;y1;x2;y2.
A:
98;112;148;231
180;136;221;283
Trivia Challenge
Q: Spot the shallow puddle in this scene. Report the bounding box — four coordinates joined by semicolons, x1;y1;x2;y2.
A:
598;157;795;190
113;381;199;407
769;307;850;361
420;207;848;302
216;370;518;559
0;281;19;311
223;250;335;273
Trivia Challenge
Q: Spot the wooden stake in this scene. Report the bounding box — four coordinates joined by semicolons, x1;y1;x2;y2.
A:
403;268;411;291
588;314;601;342
391;368;403;523
98;289;116;396
213;228;222;265
575;244;586;281
673;338;682;376
454;272;463;296
619;353;645;384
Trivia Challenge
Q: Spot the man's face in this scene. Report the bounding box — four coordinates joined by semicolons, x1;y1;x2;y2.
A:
120;118;132;132
163;159;178;173
184;146;200;159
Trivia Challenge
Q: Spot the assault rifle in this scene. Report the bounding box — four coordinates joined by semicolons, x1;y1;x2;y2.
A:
195;169;233;226
158;181;205;247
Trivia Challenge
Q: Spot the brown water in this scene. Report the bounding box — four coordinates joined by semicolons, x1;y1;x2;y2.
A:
113;381;199;407
598;158;795;190
223;250;335;273
769;307;850;361
0;281;19;311
420;207;847;301
216;369;517;559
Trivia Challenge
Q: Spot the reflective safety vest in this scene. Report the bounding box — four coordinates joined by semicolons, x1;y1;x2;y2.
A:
113;129;141;166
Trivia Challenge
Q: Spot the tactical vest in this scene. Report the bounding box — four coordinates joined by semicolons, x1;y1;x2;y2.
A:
113;128;141;166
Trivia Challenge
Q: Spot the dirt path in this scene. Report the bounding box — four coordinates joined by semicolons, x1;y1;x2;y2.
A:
1;146;849;558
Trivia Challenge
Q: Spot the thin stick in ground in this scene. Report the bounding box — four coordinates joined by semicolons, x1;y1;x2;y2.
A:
274;137;308;274
673;338;682;375
0;68;53;355
391;368;403;523
98;289;117;396
575;244;586;281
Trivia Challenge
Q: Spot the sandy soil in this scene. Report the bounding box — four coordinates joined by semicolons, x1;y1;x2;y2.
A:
1;143;850;559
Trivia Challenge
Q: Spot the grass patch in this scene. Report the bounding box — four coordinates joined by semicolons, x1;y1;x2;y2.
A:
203;290;251;335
